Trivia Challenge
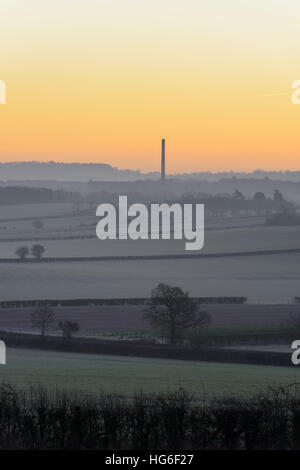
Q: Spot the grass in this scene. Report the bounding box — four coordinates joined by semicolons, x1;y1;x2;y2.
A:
1;347;300;397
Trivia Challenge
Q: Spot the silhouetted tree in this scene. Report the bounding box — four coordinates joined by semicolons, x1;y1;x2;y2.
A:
273;189;284;203
144;283;210;345
252;192;267;215
253;192;266;203
30;304;55;337
233;189;245;200
15;246;29;260
31;244;45;260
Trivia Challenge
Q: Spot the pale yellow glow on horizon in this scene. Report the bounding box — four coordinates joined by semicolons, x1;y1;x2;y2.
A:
0;0;300;172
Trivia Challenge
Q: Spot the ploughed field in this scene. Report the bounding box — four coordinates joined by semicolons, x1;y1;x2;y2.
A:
0;304;298;336
0;347;299;396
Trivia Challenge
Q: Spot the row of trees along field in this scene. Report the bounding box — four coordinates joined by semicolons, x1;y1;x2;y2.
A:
29;283;300;346
15;244;45;260
31;284;211;345
176;188;295;218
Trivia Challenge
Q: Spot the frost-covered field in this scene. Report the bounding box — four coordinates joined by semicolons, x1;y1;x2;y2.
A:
0;225;300;258
0;215;95;241
0;202;264;241
0;252;299;302
0;205;298;303
0;203;84;219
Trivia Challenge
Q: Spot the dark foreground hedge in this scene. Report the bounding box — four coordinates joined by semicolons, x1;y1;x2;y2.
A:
1;384;300;450
0;330;292;366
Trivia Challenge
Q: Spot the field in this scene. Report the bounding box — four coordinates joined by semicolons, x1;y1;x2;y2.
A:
0;251;300;301
0;202;299;303
1;347;299;396
0;203;83;220
0;202;264;242
0;304;298;336
1;225;300;257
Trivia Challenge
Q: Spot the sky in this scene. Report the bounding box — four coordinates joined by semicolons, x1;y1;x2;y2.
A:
0;0;300;173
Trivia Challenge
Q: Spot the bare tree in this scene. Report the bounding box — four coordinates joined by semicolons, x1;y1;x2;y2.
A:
58;320;79;340
15;246;29;260
30;304;55;337
144;283;210;345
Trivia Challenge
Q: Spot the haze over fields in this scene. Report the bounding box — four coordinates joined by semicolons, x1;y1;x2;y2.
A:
0;183;298;302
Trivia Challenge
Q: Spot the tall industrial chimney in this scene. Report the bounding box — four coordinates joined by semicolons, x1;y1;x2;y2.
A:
161;138;165;180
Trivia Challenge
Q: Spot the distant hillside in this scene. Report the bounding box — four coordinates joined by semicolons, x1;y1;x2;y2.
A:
0;162;159;182
0;178;300;206
1;162;300;183
176;170;300;182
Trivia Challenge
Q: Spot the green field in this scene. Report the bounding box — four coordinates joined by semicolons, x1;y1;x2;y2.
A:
1;347;299;397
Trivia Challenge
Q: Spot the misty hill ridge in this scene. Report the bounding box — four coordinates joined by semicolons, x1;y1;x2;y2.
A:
0;162;300;183
0;162;155;182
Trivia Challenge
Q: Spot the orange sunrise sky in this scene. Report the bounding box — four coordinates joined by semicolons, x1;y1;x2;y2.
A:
0;0;300;173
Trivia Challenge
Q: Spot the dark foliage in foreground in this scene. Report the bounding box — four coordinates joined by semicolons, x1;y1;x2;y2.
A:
1;384;300;449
